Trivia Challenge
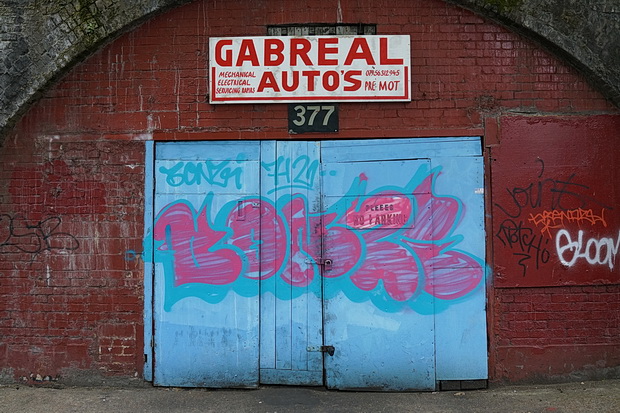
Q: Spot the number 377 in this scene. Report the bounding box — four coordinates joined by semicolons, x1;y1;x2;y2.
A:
292;105;335;126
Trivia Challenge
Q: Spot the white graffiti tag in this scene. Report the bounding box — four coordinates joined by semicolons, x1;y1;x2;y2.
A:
555;230;620;270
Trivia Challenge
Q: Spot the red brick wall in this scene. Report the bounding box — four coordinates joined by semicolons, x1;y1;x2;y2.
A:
488;114;620;382
1;0;618;383
0;135;146;380
492;286;620;381
23;0;615;139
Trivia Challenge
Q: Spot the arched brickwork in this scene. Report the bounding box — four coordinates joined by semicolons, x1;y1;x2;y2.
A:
0;0;619;142
0;0;619;386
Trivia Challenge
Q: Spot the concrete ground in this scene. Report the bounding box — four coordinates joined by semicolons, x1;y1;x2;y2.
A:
0;379;619;413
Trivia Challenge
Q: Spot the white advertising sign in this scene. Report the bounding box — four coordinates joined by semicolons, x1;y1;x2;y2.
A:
209;35;411;103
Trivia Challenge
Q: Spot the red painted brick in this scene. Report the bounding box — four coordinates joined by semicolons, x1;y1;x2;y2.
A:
0;0;618;384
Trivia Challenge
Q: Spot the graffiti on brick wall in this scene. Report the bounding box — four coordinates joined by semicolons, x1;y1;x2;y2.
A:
528;207;618;270
528;208;607;238
494;158;615;276
555;229;619;270
150;162;484;312
0;214;79;258
494;218;551;276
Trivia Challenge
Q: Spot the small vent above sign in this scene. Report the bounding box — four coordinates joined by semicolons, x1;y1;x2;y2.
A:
267;24;376;36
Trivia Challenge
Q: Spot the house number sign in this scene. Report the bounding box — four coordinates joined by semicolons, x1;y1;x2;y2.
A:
288;104;339;133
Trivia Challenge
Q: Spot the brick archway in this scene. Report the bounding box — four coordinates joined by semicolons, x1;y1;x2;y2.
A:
0;0;619;141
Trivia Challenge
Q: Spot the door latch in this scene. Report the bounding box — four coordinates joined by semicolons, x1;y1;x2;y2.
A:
321;345;335;356
314;258;333;271
307;345;335;356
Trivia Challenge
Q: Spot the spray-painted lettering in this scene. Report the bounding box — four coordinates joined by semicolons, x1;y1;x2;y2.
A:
495;218;551;276
151;166;484;312
494;159;612;220
0;214;79;258
494;158;614;277
158;160;244;189
556;229;620;271
529;208;607;238
261;155;320;194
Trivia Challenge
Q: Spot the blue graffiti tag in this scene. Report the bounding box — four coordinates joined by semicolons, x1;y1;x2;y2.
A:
158;160;244;189
261;155;320;194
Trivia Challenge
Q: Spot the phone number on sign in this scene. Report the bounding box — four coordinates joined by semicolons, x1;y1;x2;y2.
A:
365;69;401;77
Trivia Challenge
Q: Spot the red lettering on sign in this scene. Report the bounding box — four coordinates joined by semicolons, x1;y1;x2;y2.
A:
322;70;339;91
209;36;410;102
379;37;404;65
236;39;260;66
265;38;285;66
214;39;233;67
290;38;312;66
343;70;362;91
302;70;320;91
344;38;376;65
281;71;299;92
257;71;280;92
318;38;339;65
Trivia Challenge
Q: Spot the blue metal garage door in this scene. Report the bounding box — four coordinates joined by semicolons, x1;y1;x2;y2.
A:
150;137;487;390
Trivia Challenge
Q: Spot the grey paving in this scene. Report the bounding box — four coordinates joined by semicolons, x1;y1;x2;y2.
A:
0;379;619;412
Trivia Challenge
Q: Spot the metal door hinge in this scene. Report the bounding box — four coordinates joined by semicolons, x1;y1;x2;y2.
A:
307;345;335;356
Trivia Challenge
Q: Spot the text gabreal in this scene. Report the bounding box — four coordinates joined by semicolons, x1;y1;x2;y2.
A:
209;35;411;103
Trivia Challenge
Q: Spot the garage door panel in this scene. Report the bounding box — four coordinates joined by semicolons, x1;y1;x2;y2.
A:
259;140;323;385
153;142;261;388
156;141;260;161
320;137;481;163
321;155;436;390
151;137;487;389
321;137;486;390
